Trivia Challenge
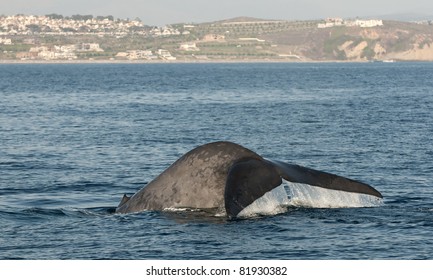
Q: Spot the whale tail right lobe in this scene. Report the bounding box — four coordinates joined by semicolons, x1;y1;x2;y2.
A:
268;160;383;199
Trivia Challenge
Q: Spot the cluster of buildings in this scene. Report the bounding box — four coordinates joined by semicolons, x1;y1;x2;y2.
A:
0;14;145;36
115;49;176;60
413;20;433;25
0;15;143;35
0;37;12;45
16;43;103;60
0;15;186;38
179;42;200;51
150;26;187;36
318;18;383;28
15;44;179;61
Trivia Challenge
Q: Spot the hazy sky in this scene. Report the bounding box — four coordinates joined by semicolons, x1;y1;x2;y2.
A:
1;0;432;26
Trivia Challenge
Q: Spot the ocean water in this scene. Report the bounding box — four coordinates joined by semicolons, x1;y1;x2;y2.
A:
1;62;433;259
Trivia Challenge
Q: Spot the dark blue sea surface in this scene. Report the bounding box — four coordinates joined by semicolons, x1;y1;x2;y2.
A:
1;62;433;259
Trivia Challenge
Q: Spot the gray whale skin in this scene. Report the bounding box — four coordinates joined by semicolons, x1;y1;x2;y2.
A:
116;141;382;218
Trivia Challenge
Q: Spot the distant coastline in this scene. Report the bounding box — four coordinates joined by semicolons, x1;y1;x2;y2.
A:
2;14;433;62
0;59;397;64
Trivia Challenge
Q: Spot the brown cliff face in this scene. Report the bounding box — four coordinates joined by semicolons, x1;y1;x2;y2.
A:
261;20;433;61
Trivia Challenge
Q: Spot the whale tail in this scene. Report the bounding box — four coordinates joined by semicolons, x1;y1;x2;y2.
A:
115;141;382;217
224;159;382;218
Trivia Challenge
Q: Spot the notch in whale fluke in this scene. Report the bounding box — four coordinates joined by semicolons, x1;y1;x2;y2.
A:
224;158;283;218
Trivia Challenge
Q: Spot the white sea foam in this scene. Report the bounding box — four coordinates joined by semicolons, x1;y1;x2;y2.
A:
237;179;383;218
163;180;382;218
285;180;383;208
163;207;200;212
237;184;291;218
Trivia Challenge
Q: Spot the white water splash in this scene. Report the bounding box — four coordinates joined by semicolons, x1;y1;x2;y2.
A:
237;180;383;218
285;180;383;208
163;207;202;212
237;184;291;218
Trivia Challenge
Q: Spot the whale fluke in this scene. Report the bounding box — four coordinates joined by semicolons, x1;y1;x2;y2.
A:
115;141;382;218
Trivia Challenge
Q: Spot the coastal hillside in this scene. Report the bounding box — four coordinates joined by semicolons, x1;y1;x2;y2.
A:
1;15;433;61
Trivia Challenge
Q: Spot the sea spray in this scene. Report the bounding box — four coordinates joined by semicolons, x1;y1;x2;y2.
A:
285;180;383;208
237;180;383;218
